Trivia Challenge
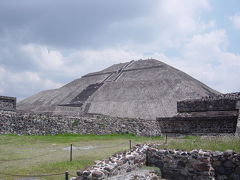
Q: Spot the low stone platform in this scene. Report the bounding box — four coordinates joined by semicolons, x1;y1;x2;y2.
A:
177;92;240;112
157;92;240;135
157;111;238;135
0;95;16;111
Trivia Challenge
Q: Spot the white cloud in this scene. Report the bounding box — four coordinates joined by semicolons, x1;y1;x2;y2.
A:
106;0;213;52
229;13;240;30
20;43;147;77
149;0;212;48
0;44;147;99
0;67;62;99
3;26;240;99
159;30;240;93
65;48;145;74
21;44;64;70
183;30;228;62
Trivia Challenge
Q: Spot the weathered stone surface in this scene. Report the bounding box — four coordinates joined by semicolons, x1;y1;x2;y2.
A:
83;171;91;177
235;166;240;174
148;147;240;180
212;160;222;167
73;144;240;180
177;92;240;112
92;171;104;178
74;144;152;180
0;96;16;111
17;59;219;120
236;102;240;136
223;160;234;168
106;169;162;180
76;170;83;176
157;93;240;135
0;111;160;136
157;115;238;135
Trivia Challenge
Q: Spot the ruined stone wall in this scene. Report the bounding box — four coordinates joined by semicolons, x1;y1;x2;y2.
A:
157;116;238;135
157;93;240;135
236;101;240;136
177;99;238;112
75;144;150;179
178;92;240;112
148;148;240;180
0;96;16;111
73;144;240;180
148;148;214;180
0;111;160;136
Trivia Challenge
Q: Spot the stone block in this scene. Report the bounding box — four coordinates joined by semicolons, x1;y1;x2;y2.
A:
0;96;16;111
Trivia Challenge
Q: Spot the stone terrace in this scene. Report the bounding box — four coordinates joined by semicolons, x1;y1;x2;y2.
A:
157;92;240;135
0;95;16;111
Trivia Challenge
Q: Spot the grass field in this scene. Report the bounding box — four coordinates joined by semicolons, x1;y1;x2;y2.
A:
0;134;239;180
0;134;163;180
161;135;240;152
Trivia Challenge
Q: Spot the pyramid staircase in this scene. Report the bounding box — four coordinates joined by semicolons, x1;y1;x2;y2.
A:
58;61;135;108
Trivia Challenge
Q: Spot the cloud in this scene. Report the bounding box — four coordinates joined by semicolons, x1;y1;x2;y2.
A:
229;13;240;30
21;44;64;70
0;0;239;99
0;67;6;94
0;0;213;51
105;0;213;52
21;44;146;78
183;30;228;62
0;43;147;99
0;66;62;100
160;30;240;93
0;0;153;48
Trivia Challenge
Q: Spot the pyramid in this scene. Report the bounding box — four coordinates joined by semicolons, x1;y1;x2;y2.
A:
17;59;220;119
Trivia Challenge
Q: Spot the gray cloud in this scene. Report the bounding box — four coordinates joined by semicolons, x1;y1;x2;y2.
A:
0;0;239;100
0;37;35;71
0;0;153;48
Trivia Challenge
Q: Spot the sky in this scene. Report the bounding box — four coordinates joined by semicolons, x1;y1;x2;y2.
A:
0;0;239;101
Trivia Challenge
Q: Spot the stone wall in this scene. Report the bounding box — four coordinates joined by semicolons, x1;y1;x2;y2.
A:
148;148;214;180
148;148;240;180
1;111;238;136
157;115;238;135
177;99;238;112
73;144;240;180
236;101;240;136
0;96;16;111
157;93;240;135
178;92;240;113
0;111;160;136
74;144;152;180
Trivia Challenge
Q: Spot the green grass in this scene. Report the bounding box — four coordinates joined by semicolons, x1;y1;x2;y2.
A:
161;135;240;152
0;133;162;144
0;134;163;180
1;134;239;180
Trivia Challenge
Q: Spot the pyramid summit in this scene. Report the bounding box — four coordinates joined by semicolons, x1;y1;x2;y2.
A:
17;59;219;119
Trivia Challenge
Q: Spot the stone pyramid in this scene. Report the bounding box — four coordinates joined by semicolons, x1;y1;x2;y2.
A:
17;59;220;119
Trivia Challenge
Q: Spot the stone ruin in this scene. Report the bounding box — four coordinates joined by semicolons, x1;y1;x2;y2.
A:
1;60;240;180
0;95;16;111
1;92;239;136
74;144;240;180
157;92;240;136
17;59;219;120
0;60;239;136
